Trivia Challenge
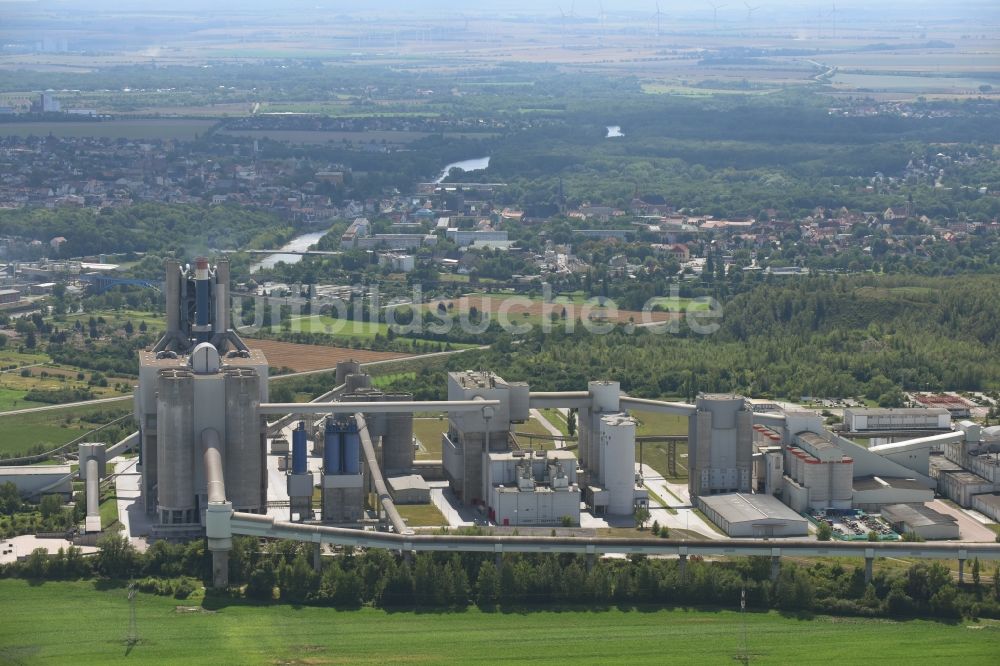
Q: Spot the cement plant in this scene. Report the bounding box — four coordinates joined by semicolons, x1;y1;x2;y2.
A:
5;258;999;591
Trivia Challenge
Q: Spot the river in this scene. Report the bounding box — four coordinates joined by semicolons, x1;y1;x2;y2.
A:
435;156;491;184
250;229;331;272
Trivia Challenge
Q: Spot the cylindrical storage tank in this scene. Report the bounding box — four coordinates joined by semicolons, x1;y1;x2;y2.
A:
342;422;361;475
225;369;263;511
195;257;211;328
156;369;195;515
335;360;362;386
599;413;636;515
165;259;181;335
292;422;308;475
345;372;372;393
324;419;343;475
215;259;230;335
382;393;414;472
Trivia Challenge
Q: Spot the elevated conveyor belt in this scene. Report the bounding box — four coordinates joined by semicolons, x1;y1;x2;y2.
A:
229;511;1000;560
356;413;411;535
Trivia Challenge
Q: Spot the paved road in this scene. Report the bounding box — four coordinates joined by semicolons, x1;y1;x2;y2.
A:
530;408;564;441
0;394;133;417
928;499;998;542
640;463;726;540
113;456;151;552
430;485;478;528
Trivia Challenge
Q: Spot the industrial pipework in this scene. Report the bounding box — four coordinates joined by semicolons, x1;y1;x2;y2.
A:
202;427;233;588
356;412;411;535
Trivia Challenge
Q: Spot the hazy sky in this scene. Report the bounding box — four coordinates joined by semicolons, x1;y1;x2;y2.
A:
2;0;997;17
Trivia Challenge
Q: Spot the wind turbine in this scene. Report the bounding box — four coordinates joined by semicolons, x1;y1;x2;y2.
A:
744;2;761;24
652;1;665;39
830;1;838;40
708;2;727;33
556;4;568;46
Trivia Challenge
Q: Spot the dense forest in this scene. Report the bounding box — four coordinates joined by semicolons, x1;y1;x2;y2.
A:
377;274;1000;402
0;203;298;259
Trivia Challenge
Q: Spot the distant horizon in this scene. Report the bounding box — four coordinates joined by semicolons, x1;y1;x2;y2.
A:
2;0;998;22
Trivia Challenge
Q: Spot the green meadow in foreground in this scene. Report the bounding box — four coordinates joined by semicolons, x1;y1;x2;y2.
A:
0;579;997;664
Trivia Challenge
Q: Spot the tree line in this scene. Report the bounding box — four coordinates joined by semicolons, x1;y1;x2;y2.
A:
3;534;999;622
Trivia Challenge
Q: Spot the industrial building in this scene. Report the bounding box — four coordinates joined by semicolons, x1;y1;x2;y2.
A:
442;370;530;505
134;258;269;534
782;431;854;512
697;493;808;538
843;407;951;433
386;475;431;505
688;394;753;497
0;465;72;497
880;503;959;540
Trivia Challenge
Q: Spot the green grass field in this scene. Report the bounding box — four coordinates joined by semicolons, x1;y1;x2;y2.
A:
0;403;132;458
0;579;995;664
413;416;448;459
396;503;447;527
630;410;689;480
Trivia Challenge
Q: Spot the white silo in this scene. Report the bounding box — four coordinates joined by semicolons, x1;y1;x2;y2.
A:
599;413;636;515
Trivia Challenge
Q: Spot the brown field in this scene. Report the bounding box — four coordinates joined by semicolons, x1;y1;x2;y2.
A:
246;338;412;373
425;295;678;326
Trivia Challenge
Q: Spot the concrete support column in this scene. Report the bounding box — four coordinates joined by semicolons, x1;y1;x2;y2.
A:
770;555;781;582
678;554;688;582
313;543;323;572
211;549;229;589
495;552;503;569
958;558;965;584
586;553;596;572
865;557;874;584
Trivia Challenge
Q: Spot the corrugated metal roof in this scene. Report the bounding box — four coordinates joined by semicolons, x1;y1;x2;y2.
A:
881;503;956;528
699;493;805;524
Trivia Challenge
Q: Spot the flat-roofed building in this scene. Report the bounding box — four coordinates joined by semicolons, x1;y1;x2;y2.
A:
937;469;994;507
844;407;951;432
971;493;1000;522
0;465;72;497
852;475;934;511
698;492;808;538
880;503;959;540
